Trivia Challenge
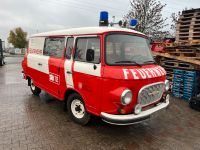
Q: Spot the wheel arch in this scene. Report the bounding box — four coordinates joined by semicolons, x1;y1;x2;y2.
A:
64;88;86;111
64;88;83;102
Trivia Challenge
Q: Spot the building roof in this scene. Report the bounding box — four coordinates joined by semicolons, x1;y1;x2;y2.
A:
32;26;145;37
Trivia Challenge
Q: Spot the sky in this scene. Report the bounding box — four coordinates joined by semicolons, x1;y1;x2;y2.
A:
0;0;199;46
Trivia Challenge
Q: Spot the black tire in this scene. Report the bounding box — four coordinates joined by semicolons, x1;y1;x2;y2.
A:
30;78;41;96
67;93;90;125
63;100;68;111
189;101;194;109
0;58;3;66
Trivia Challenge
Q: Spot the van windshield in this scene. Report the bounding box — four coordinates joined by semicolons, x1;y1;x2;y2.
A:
105;34;154;65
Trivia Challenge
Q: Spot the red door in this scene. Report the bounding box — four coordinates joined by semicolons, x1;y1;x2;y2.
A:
44;37;66;99
48;57;62;98
72;36;102;115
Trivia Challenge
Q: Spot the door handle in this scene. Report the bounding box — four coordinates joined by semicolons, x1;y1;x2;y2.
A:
38;63;42;66
93;64;97;70
67;71;72;74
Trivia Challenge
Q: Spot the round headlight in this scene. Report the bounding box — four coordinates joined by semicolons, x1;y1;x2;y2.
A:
121;89;132;105
165;80;170;91
134;104;142;115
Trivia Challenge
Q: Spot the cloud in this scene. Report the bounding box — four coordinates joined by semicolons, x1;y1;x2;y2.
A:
0;0;199;44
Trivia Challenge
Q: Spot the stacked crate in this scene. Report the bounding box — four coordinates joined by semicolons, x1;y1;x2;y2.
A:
172;70;184;98
183;71;199;100
176;8;200;41
172;69;199;100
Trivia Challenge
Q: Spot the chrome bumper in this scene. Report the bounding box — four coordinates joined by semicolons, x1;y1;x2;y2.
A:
101;98;170;125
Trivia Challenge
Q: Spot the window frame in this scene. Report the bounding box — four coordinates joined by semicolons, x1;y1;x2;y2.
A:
43;36;65;58
74;36;101;64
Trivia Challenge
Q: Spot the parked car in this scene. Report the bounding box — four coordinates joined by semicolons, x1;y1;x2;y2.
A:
0;39;4;66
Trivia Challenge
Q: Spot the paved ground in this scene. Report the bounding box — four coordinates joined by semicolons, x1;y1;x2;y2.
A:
0;56;200;150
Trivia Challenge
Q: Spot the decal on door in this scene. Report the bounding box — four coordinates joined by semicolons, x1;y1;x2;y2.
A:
123;66;166;79
29;48;43;55
49;73;60;85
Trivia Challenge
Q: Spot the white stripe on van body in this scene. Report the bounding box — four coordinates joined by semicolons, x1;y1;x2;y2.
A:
64;59;74;88
27;54;49;74
74;61;101;77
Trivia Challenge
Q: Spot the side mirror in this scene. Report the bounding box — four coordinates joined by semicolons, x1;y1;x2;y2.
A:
86;49;94;62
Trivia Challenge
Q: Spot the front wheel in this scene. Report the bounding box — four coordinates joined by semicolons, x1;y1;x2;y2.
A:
67;93;90;125
30;79;41;96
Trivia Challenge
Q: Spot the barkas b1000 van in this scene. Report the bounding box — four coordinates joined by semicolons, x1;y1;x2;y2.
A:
22;27;170;125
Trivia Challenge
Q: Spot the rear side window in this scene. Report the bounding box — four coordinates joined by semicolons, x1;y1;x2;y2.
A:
74;37;100;63
66;37;74;59
44;37;65;58
29;37;45;55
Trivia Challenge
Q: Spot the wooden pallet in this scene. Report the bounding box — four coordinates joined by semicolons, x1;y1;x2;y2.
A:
176;9;200;42
165;50;200;57
165;48;200;52
166;40;200;47
153;51;200;66
188;40;200;45
161;60;199;70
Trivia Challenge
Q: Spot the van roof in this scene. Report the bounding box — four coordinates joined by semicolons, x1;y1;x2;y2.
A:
32;26;145;37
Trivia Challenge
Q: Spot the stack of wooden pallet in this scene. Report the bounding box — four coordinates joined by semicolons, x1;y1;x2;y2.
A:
153;9;200;82
153;9;200;99
153;40;200;82
176;8;200;41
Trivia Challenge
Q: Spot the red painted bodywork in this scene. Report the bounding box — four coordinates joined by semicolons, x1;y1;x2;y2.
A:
151;42;165;52
22;31;166;117
151;39;175;52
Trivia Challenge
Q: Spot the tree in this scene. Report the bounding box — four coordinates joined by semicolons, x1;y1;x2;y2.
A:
123;0;168;41
7;27;28;48
170;8;188;36
169;12;181;37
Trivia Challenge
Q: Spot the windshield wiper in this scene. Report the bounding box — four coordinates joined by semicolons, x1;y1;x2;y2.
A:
142;60;156;64
114;61;142;66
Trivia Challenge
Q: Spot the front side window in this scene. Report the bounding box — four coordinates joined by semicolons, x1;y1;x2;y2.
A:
44;37;65;58
74;37;100;63
105;34;154;65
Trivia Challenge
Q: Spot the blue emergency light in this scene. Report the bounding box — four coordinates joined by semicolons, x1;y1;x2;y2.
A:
100;11;108;21
99;11;109;26
130;19;138;28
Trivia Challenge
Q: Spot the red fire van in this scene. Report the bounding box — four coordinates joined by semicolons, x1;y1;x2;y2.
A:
22;27;170;125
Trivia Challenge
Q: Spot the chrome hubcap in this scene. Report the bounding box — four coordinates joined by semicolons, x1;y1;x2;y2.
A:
71;99;85;119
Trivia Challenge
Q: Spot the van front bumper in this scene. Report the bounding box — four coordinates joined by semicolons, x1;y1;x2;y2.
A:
100;98;169;125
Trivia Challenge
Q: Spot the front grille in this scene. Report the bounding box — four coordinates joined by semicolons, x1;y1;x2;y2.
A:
138;82;165;107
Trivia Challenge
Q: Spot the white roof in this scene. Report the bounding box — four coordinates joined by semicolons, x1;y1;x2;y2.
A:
32;26;145;37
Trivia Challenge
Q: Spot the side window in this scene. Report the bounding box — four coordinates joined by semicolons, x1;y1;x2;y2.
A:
74;37;100;63
44;37;65;58
66;37;74;59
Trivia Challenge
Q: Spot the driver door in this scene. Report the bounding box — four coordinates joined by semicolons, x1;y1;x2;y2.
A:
72;36;102;114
